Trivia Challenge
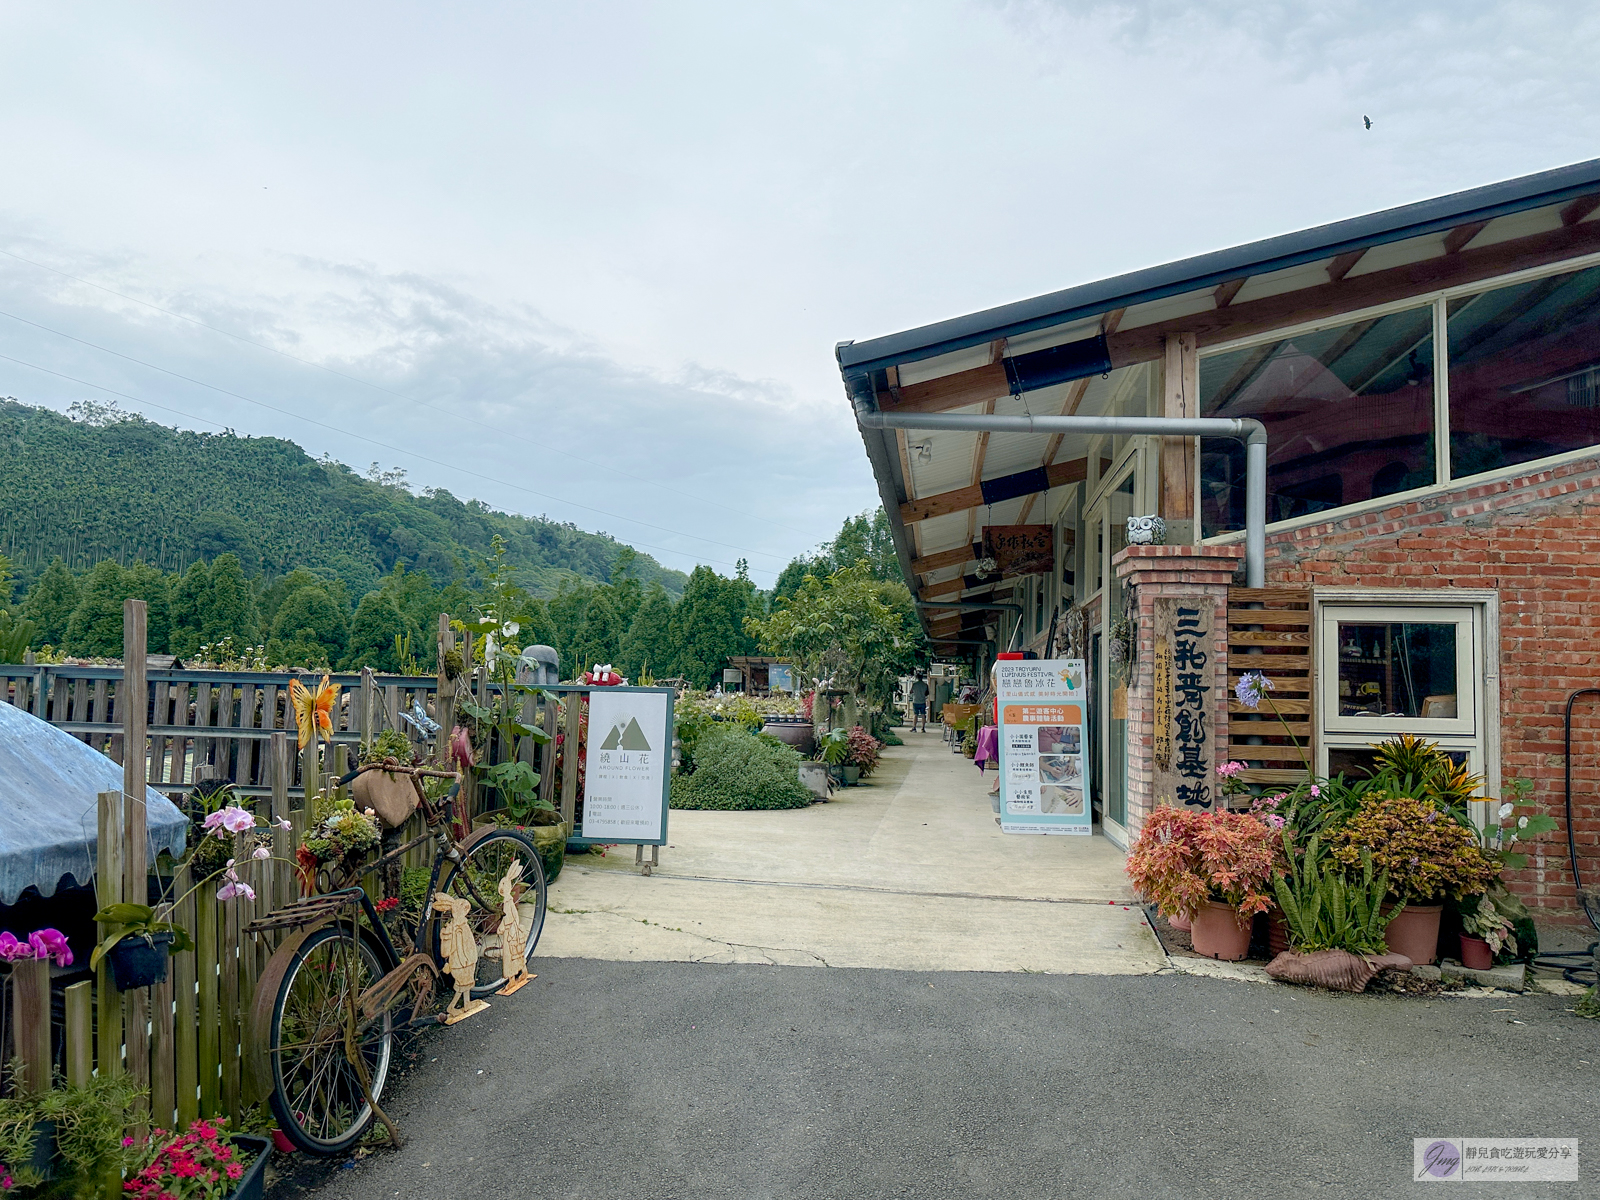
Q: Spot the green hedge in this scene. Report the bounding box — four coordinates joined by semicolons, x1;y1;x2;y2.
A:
669;725;814;811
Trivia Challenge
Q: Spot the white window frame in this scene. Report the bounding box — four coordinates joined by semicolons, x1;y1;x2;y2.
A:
1312;588;1500;822
1319;604;1479;738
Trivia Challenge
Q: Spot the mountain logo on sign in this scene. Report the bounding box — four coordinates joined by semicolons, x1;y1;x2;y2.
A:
598;716;652;751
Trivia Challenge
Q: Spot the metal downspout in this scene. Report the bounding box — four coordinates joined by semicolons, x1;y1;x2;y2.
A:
855;405;1269;589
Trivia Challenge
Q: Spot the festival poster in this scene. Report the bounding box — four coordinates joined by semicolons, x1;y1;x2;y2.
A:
996;659;1091;835
581;689;671;843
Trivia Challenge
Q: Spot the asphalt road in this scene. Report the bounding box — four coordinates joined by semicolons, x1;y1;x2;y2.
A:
271;960;1600;1200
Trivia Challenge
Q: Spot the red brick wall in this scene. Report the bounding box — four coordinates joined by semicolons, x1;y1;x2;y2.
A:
1262;454;1600;923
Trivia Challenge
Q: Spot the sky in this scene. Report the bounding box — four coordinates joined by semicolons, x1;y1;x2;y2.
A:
2;1;1597;585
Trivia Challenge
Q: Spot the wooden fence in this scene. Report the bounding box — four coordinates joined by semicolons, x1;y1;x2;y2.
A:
0;662;445;800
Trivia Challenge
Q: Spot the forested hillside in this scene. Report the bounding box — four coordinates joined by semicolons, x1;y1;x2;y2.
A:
0;399;686;600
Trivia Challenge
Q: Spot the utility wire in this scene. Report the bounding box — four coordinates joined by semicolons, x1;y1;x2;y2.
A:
0;307;789;566
0;247;817;537
0;350;769;578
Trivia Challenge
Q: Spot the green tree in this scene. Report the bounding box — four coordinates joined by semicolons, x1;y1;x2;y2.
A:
602;547;644;631
618;584;675;680
65;560;172;657
168;559;213;658
571;589;621;674
748;561;921;707
202;553;260;649
342;592;417;672
773;507;904;602
266;585;348;667
547;578;595;675
512;595;559;655
669;566;757;688
19;558;79;649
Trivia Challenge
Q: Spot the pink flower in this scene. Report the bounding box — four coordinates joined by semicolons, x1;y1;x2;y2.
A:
216;879;255;902
1215;761;1246;779
0;932;30;961
218;806;257;834
252;846;271;860
225;1162;243;1180
1265;814;1286;829
28;928;72;967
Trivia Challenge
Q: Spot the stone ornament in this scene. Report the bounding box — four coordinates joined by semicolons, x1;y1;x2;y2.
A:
431;892;489;1024
1126;514;1167;545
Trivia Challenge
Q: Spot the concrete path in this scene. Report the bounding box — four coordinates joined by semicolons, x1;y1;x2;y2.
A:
535;730;1163;974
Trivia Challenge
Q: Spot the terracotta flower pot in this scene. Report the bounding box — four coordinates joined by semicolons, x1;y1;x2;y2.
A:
1383;904;1443;966
1265;908;1291;957
1190;900;1251;961
1459;935;1494;971
1167;912;1192;933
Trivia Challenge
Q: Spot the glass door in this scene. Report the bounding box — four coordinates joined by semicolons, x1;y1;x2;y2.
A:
1086;461;1140;841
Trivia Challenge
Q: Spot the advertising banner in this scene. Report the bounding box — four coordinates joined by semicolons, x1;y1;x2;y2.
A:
996;659;1091;835
581;688;671;844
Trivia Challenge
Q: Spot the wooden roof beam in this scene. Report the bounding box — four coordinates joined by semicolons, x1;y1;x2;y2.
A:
1561;194;1600;226
911;544;980;577
899;458;1088;525
1443;220;1488;255
874;221;1600;419
1213;277;1248;308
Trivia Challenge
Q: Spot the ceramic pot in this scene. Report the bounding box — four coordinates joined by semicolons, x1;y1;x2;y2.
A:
1190;900;1251;961
108;931;173;991
842;765;861;785
1383;904;1443;966
1459;935;1494;971
762;719;815;756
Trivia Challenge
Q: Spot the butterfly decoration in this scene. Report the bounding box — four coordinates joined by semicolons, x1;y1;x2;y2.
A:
289;675;339;750
400;698;440;738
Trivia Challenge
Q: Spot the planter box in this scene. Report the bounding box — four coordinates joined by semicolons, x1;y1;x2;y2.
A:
227;1134;272;1200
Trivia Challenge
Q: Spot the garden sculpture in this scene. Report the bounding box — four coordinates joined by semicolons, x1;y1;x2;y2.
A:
495;860;534;995
431;892;489;1023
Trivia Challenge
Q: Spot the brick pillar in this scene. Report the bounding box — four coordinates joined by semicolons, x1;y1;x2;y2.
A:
1112;545;1245;840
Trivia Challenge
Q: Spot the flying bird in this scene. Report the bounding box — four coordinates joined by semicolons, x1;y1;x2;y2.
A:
1363;115;1372;130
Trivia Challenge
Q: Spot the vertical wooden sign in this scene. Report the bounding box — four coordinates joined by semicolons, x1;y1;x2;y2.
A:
1152;597;1216;810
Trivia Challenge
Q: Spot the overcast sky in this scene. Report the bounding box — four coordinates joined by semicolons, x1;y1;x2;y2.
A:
2;2;1596;584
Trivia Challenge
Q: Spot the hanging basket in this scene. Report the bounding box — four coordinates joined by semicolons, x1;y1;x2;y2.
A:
352;766;421;830
108;931;174;991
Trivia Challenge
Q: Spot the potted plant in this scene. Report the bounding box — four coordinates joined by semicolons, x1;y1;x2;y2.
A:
1126;807;1281;961
1457;894;1517;969
1328;793;1496;965
846;726;882;781
0;1070;144;1193
815;729;850;783
89;903;194;991
124;1118;271;1200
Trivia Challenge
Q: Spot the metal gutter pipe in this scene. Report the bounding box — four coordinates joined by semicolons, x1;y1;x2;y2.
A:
855;406;1269;589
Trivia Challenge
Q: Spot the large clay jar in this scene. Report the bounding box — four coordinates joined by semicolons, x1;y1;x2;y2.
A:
1383;904;1443;966
762;718;815;757
1190;900;1252;961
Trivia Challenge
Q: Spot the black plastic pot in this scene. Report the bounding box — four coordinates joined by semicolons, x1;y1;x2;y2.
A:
107;931;174;991
27;1119;56;1181
227;1134;272;1200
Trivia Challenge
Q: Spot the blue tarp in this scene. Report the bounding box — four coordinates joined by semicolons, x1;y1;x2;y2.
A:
0;702;189;903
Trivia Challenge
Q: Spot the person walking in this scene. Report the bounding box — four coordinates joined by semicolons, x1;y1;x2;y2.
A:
909;672;930;732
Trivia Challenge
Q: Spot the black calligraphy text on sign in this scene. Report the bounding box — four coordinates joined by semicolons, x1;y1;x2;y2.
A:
981;525;1053;578
1152;598;1214;810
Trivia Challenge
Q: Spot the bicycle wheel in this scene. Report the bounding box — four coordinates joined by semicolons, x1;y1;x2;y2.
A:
267;924;393;1155
432;828;547;997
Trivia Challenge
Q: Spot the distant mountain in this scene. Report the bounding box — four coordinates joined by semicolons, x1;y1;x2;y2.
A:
0;399;687;598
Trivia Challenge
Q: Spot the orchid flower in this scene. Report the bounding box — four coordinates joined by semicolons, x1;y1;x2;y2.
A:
0;932;30;961
29;928;72;967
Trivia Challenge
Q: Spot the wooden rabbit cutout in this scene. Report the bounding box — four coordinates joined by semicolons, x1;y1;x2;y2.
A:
431;892;489;1023
495;860;535;996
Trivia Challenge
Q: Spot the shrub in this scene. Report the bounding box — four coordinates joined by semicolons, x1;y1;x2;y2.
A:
846;726;881;775
1327;793;1495;903
669;725;813;811
1126;806;1283;920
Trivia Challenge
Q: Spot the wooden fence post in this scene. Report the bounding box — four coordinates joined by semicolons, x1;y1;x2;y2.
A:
96;789;124;1079
436;613;456;747
13;958;50;1096
271;732;291;912
122;598;151;1132
65;980;93;1088
560;691;582;828
196;884;220;1116
172;862;199;1129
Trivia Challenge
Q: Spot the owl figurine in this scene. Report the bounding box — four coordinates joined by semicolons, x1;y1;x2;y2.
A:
1126;514;1167;545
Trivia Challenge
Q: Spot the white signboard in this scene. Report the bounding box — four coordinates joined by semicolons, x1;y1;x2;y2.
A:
996;659;1091;836
581;690;670;842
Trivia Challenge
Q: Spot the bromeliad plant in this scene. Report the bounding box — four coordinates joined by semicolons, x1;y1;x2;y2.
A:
1126;806;1284;922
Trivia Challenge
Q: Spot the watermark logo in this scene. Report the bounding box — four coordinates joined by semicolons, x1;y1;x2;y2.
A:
1414;1138;1579;1183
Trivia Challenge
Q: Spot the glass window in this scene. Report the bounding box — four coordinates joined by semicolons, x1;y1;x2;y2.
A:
1334;620;1457;719
1199;306;1436;535
1447;265;1600;480
1327;745;1467;782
